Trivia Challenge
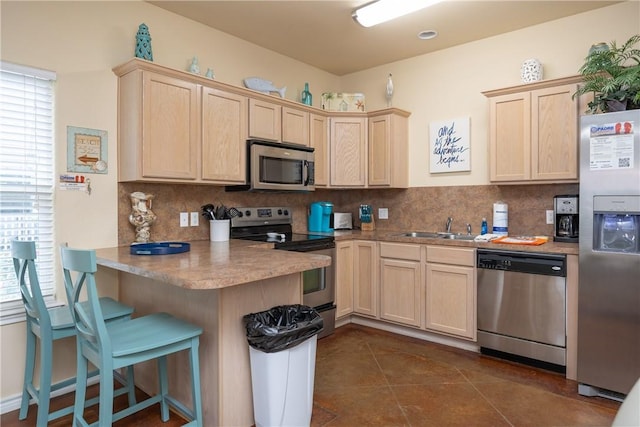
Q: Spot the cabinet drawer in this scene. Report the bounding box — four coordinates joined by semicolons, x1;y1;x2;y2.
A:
379;242;421;261
427;246;475;267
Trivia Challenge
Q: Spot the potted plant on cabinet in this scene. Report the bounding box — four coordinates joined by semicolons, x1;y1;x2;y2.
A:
573;34;640;114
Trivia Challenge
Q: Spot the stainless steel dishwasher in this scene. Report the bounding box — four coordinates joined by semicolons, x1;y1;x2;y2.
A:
477;249;567;368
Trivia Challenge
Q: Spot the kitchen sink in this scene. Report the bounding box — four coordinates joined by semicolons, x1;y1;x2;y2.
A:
397;232;442;238
396;231;476;241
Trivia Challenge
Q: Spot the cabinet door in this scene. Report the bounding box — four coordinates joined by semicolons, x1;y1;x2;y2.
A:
354;241;378;317
282;106;309;146
368;114;391;186
335;241;354;318
201;88;247;183
142;72;199;180
248;98;281;141
379;258;421;327
488;92;531;182
425;263;476;340
531;84;578;181
330;117;367;187
310;113;329;187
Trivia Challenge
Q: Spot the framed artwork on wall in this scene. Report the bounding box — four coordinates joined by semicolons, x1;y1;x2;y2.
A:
429;117;471;173
66;126;108;174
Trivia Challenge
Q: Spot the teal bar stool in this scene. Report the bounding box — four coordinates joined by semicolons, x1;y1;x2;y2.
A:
11;239;136;427
60;246;204;427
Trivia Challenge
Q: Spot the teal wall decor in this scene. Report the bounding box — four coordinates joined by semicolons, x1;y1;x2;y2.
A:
135;23;153;61
66;126;108;174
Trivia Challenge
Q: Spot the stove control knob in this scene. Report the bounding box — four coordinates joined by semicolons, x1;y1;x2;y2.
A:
277;209;283;215
244;210;251;217
283;209;289;216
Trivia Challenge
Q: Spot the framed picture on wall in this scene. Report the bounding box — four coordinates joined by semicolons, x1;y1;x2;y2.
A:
429;117;471;173
66;126;108;174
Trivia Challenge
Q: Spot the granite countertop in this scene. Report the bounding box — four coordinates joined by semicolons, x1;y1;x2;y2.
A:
95;239;331;290
329;229;579;255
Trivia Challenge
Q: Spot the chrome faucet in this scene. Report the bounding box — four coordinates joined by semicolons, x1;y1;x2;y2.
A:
446;217;453;233
466;223;472;235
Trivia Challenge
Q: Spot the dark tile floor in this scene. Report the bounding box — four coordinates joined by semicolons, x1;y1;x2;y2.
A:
311;324;620;427
2;323;620;426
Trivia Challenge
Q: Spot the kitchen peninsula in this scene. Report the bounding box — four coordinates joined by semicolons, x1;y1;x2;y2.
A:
95;239;330;427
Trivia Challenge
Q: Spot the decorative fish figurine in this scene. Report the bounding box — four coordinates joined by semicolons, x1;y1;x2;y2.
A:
243;77;286;98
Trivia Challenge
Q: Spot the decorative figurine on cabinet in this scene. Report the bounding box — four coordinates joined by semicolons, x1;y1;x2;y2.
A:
386;73;394;107
129;192;157;243
301;82;313;106
134;23;153;61
205;68;215;79
189;57;200;74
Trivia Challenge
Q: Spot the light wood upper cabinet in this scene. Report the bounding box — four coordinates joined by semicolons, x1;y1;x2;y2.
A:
379;242;423;328
330;116;367;187
118;70;199;182
353;240;378;317
201;87;248;184
282;106;310;146
248;98;282;142
484;77;581;184
335;241;354;319
310;113;329;187
368;110;410;188
425;246;476;340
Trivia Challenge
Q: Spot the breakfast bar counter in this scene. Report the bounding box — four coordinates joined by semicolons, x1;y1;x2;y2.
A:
95;239;330;427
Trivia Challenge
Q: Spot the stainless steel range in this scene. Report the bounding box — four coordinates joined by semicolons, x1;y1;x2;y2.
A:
230;207;336;338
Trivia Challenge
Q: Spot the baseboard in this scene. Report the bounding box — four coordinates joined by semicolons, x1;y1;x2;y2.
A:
0;376;101;415
338;314;480;353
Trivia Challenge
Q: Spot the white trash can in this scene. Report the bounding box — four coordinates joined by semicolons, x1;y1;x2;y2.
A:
249;334;318;427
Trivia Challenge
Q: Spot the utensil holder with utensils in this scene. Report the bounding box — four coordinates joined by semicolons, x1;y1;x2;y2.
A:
210;219;230;242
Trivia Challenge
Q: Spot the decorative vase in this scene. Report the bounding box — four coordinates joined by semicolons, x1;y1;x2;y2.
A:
129;192;157;243
134;23;153;61
301;82;312;106
189;57;200;74
386;73;394;107
589;42;609;56
520;58;543;83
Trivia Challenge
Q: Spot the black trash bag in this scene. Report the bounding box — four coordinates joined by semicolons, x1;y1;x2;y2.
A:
243;304;324;353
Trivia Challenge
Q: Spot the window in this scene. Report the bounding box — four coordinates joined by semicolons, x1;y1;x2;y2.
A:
0;61;56;324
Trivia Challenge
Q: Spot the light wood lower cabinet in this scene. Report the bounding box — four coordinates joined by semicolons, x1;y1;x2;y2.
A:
335;241;354;318
353;241;378;317
425;246;476;340
379;242;423;327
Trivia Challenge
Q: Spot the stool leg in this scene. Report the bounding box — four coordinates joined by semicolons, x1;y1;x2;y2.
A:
99;359;115;425
158;356;169;422
125;366;136;406
73;350;88;426
190;338;203;427
19;324;36;420
36;335;53;427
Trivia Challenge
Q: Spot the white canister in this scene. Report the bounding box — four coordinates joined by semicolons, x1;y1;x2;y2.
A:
492;202;508;236
209;219;230;242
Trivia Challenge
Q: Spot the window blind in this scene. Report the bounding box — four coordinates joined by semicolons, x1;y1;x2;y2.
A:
0;61;56;322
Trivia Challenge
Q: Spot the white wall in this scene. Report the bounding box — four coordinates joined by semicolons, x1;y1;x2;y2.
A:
1;0;638;406
341;1;640;187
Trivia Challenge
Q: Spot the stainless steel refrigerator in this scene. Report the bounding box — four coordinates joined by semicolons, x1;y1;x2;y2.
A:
578;110;640;398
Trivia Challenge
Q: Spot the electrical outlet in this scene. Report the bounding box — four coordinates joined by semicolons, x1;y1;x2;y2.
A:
378;208;389;220
180;212;189;227
546;210;554;225
190;212;199;227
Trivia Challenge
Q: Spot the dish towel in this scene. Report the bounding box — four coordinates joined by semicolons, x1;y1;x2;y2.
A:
474;234;502;242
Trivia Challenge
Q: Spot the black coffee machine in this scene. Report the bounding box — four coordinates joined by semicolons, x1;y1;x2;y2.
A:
554;194;579;242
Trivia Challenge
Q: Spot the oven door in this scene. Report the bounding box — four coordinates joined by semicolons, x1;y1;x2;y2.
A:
301;247;335;308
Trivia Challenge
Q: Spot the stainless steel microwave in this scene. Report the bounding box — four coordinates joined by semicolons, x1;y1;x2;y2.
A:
227;140;315;192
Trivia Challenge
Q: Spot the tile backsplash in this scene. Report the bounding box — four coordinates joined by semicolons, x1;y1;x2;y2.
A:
118;183;579;245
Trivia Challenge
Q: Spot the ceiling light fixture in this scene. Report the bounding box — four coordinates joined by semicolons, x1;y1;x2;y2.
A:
418;30;438;40
352;0;443;28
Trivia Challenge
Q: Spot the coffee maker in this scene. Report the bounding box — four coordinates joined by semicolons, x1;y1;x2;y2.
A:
554;195;579;242
308;201;333;233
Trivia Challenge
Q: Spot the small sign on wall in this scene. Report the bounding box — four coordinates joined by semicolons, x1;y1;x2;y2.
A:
429;117;470;173
66;126;108;174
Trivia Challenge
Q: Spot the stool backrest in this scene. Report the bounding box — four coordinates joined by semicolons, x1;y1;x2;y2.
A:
11;239;51;330
60;246;112;355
